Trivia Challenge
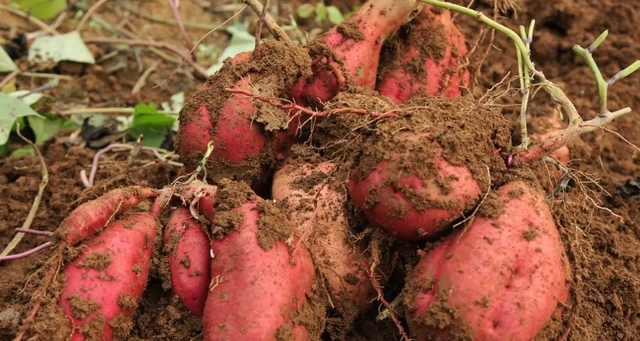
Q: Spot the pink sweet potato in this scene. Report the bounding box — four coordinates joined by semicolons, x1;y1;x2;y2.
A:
376;5;471;103
203;198;315;341
272;161;375;311
164;206;211;317
55;186;158;246
58;211;159;341
404;181;571;341
291;0;423;107
177;43;311;193
349;131;482;240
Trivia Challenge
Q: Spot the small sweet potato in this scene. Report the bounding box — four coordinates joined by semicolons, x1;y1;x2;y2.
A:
203;198;316;341
164;206;211;317
58;211;159;340
404;181;571;341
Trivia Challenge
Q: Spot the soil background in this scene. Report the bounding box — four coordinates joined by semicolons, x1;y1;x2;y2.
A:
1;0;638;340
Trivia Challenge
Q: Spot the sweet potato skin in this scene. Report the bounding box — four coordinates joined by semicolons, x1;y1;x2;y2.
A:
58;212;158;341
376;5;471;103
349;132;481;240
272;162;375;311
202;199;314;341
404;181;571;341
164;206;211;318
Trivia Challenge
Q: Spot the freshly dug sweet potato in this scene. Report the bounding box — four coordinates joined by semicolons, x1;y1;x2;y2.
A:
177;41;312;192
58;211;159;340
349;131;482;240
203;196;317;341
348;96;510;240
403;181;571;341
376;5;471;103
164;206;211;318
291;0;423;107
272;161;375;311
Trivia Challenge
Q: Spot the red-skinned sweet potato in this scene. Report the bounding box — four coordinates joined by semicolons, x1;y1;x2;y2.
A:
376;5;471;103
164;206;211;318
58;211;159;341
177;42;312;193
404;181;571;341
291;0;423;107
203;198;316;341
54;186;158;246
272;161;375;312
349;131;482;240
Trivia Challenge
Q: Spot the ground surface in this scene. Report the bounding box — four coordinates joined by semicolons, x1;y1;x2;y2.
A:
0;0;638;340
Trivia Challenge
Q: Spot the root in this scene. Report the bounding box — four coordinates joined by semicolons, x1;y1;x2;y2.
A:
225;87;400;118
1;121;49;258
366;239;410;341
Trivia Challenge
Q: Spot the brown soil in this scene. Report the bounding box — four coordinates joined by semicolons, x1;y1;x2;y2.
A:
1;0;639;341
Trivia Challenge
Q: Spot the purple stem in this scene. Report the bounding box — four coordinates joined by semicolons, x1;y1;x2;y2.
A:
15;228;54;236
0;242;52;262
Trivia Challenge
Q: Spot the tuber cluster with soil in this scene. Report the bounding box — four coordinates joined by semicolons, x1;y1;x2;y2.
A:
8;0;639;340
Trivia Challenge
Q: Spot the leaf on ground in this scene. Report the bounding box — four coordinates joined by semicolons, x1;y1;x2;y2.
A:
130;104;175;148
0;142;8;157
296;4;316;18
161;92;184;132
0;46;17;73
326;6;345;25
28;31;96;66
9;90;43;106
27;114;76;145
206;24;256;75
14;0;67;20
10;146;35;157
315;1;328;24
0;92;43;145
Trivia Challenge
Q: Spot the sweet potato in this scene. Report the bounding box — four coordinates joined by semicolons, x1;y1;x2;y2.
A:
403;181;571;341
54;186;158;246
376;5;471;103
164;206;211;318
349;131;482;240
58;211;159;340
203;197;316;341
272;161;375;312
291;0;423;107
177;42;312;192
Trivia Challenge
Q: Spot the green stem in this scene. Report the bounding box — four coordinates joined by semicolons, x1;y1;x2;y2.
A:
572;45;608;115
420;0;638;164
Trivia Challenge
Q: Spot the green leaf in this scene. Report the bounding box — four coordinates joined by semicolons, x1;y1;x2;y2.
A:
14;0;66;20
28;31;96;65
0;46;17;73
27;114;71;145
296;4;315;18
315;1;327;23
129;104;175;148
11;146;35;158
206;24;256;75
0;142;8;156
326;6;344;25
9;90;43;107
0;92;44;145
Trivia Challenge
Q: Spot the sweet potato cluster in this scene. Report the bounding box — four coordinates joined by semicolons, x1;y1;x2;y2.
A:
27;1;572;341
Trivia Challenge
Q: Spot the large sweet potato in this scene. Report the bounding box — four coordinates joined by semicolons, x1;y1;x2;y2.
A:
203;197;317;341
58;212;158;340
404;181;571;341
